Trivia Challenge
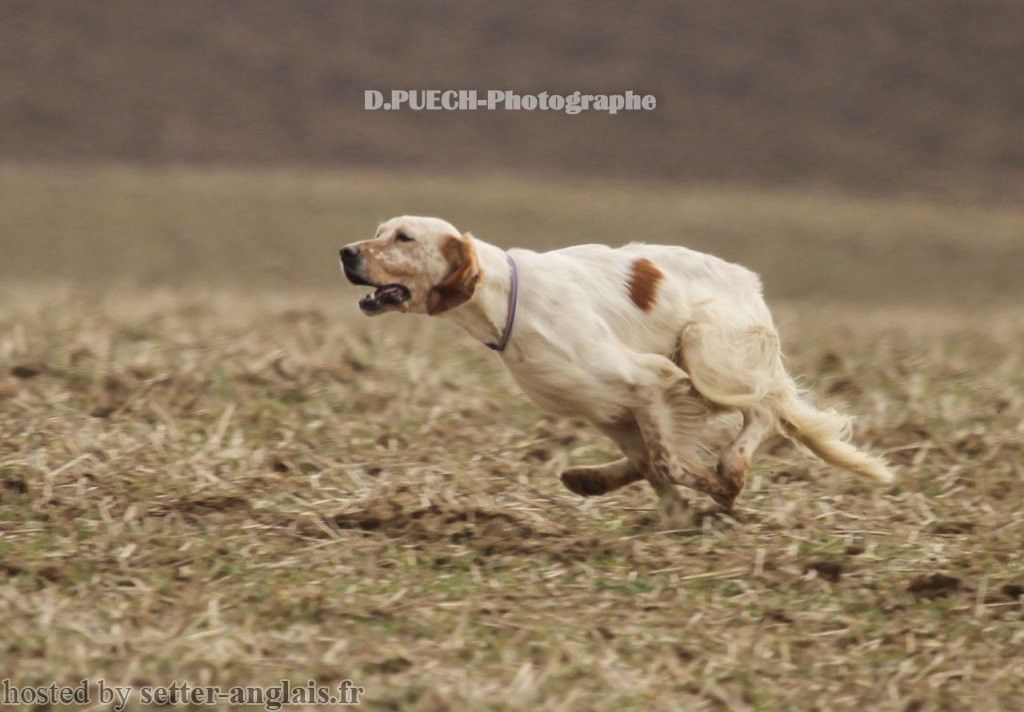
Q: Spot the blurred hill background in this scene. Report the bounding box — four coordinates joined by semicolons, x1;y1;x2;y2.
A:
1;1;1021;303
2;0;1022;199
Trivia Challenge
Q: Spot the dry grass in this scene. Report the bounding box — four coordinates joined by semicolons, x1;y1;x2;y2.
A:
2;163;1022;709
1;285;1022;710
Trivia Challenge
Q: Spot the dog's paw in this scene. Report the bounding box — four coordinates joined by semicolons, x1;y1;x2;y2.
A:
560;468;611;497
712;461;744;510
709;490;738;511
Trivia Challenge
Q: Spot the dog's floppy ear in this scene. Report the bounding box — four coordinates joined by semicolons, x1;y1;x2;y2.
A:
427;233;481;315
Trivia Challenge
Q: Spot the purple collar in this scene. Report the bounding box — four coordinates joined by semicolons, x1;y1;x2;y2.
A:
485;253;518;351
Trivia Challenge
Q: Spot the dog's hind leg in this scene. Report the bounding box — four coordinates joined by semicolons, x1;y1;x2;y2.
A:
714;405;772;508
680;319;783;409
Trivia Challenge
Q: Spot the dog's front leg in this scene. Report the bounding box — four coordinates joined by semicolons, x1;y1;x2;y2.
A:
625;355;737;519
560;417;649;496
631;394;707;525
561;457;644;496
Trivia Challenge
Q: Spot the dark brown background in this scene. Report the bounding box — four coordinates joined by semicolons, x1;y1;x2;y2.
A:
2;0;1023;199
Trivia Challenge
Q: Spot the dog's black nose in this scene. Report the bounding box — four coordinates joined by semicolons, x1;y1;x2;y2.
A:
340;245;360;268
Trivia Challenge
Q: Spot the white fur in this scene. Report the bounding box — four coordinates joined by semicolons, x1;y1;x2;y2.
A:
347;217;895;520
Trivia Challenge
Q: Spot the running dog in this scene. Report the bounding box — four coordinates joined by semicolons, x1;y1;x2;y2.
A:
340;216;894;523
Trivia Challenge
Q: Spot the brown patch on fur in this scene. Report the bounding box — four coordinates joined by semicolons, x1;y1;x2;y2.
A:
627;258;663;311
427;233;480;315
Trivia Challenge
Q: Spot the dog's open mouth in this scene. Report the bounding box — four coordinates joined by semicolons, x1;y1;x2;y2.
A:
343;265;412;314
358;284;411;314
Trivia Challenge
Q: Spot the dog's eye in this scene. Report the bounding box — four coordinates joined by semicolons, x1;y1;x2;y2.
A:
395;232;414;243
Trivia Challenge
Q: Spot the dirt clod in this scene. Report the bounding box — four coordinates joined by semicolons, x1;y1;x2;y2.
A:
1000;583;1024;600
10;364;41;379
907;573;961;598
805;560;843;582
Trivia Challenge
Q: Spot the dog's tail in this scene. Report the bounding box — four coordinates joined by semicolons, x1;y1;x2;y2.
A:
681;315;894;484
773;390;895;484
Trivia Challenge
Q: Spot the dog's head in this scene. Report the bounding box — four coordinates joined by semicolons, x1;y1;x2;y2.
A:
340;216;480;316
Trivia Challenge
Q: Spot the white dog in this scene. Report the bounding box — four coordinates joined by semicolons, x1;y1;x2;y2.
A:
340;216;893;523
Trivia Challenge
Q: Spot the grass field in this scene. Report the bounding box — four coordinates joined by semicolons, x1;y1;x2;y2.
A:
1;165;1023;710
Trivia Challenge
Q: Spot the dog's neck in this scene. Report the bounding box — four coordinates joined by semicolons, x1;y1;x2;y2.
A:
440;237;515;348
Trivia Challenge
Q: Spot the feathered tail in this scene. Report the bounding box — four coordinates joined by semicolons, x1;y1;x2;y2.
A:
773;393;895;484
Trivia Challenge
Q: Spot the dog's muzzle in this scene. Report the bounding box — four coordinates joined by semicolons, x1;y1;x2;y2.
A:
339;245;411;314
